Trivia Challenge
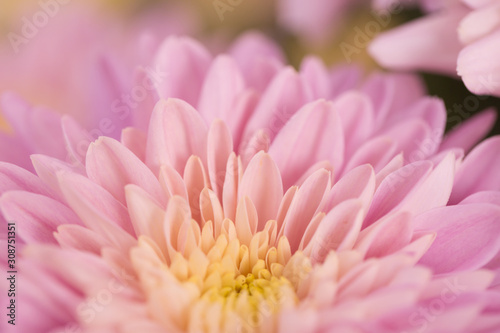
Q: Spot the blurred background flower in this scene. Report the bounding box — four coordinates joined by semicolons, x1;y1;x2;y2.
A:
0;0;198;126
369;0;500;97
1;0;499;139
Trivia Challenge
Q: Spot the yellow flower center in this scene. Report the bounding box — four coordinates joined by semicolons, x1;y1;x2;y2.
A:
130;218;310;332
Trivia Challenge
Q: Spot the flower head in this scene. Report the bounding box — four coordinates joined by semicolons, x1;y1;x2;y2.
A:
1;35;500;333
369;0;500;96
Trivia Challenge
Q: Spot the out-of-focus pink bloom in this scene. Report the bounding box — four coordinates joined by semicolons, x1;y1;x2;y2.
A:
0;2;198;169
1;34;500;332
277;0;356;44
277;0;419;44
369;5;467;75
370;0;500;96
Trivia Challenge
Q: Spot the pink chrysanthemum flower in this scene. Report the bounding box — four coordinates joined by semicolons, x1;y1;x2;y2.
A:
1;35;500;333
369;0;500;96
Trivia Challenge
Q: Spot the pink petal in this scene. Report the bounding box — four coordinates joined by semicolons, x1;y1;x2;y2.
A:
153;36;212;106
279;309;319;333
355;211;413;258
235;196;259;246
372;0;423;10
229;31;285;93
369;7;467;75
383;97;446;142
222;153;242;221
121;321;167;333
31;154;83;197
322;164;375;214
197;55;245;124
450;136;500;204
415;204;500;273
61;115;93;169
460;191;500;206
294;160;334;187
121;127;147;162
297;211;325;254
200;188;224;234
374;153;404;188
61;170;134;235
146;98;208;174
421;270;493;300
276;186;298;237
336;260;379;302
278;0;350;43
343;136;398;174
462;0;498;9
458;29;500;97
269;100;344;188
164;196;192;258
207;120;233;201
0;191;81;244
129;66;161;132
364;161;433;226
379;119;433;162
361;72;425;129
306;199;365;262
418;294;493;332
23;107;67;159
394;152;456;216
0;162;53;197
239;129;270;167
300;56;331;100
158;164;188;200
397;232;437;263
334;92;375;158
283;169;331;251
329;64;363;98
16;265;81;331
23;245;119;295
58;172;136;251
241;67;310;142
229;90;260;147
183;155;209;225
85;56;131;139
125;184;167;254
54;224;110;254
440;108;497;154
1;92;67;159
238;152;283;230
87;137;164;205
459;3;500;44
0;133;31;170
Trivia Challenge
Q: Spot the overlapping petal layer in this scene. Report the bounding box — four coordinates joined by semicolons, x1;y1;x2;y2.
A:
0;35;499;333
